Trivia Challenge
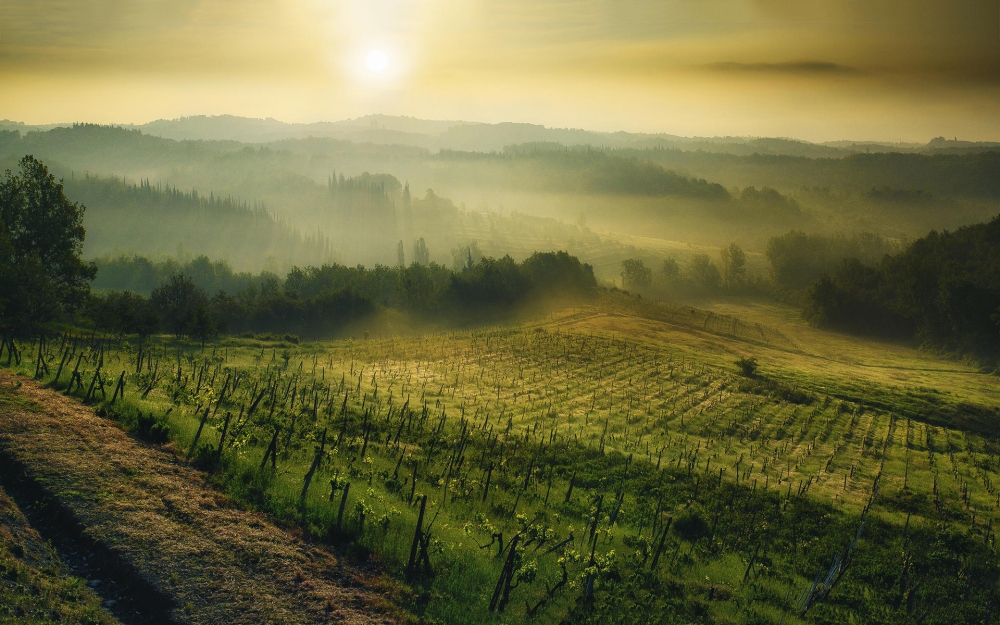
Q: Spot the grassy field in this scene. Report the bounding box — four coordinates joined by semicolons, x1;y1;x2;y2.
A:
3;292;998;624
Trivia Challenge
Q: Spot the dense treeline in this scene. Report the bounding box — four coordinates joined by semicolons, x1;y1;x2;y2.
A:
92;254;276;295
804;216;1000;365
2;153;598;338
624;147;1000;199
439;145;821;233
6;127;618;271
440;145;730;199
64;174;331;268
620;241;757;299
766;231;900;291
89;250;597;339
12;115;999;156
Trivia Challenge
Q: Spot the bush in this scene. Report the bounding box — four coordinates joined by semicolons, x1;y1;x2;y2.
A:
735;357;758;377
135;411;170;444
672;511;709;543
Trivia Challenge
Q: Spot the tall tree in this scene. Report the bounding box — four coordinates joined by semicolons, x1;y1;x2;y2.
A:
720;243;747;287
150;274;211;338
413;237;429;266
620;259;652;292
0;156;96;331
661;257;681;283
689;254;721;289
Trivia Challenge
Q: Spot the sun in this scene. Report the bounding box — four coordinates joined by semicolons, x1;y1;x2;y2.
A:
366;50;389;73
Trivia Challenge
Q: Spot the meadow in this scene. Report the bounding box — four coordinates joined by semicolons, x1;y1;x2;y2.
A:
3;292;998;625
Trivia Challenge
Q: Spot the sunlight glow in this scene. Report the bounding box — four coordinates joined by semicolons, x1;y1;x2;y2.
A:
366;50;389;73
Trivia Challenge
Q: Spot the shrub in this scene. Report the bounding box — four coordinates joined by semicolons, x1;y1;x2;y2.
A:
735;356;758;377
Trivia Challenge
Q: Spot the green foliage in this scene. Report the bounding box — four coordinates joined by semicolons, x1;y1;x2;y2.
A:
86;290;159;337
564;569;711;625
805;215;1000;364
91;250;597;337
621;259;653;293
64;175;329;268
0;156;95;332
671;511;709;543
7;306;1000;625
135;411;171;444
737;375;815;405
661;258;680;282
451;242;483;272
0;538;116;624
150;274;212;338
738;185;801;218
93;253;278;296
735;356;758;377
521;250;598;294
766;230;897;292
719;243;747;288
413;237;430;266
688;254;721;290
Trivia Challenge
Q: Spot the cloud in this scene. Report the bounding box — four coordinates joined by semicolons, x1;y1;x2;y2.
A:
704;61;857;75
0;0;325;76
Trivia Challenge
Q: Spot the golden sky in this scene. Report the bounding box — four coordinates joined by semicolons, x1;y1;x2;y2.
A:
2;0;998;141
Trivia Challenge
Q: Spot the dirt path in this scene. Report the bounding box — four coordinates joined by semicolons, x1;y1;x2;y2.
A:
0;372;402;625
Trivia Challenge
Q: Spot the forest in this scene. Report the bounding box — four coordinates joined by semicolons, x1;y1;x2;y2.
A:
805;216;1000;365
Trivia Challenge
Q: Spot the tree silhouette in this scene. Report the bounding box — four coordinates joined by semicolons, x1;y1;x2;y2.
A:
189;304;217;346
689;254;721;289
150;274;210;338
413;237;430;266
0;156;96;332
720;243;746;287
620;258;652;292
735;356;758;377
661;257;680;283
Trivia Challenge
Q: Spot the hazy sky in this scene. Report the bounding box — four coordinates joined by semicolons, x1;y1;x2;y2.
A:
2;0;998;141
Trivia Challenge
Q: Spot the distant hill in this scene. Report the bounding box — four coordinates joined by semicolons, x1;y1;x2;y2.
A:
126;116;1000;156
129;115;696;152
5;115;999;158
3;122;996;267
134;114;478;145
0;119;73;136
130;115;862;155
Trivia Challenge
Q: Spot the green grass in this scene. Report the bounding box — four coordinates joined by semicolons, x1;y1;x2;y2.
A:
0;490;115;625
5;295;1000;624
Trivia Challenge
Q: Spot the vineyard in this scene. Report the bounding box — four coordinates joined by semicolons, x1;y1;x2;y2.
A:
2;297;998;625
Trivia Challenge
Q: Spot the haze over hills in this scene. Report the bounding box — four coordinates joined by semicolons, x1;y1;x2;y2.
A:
5;115;1000;157
1;116;998;279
